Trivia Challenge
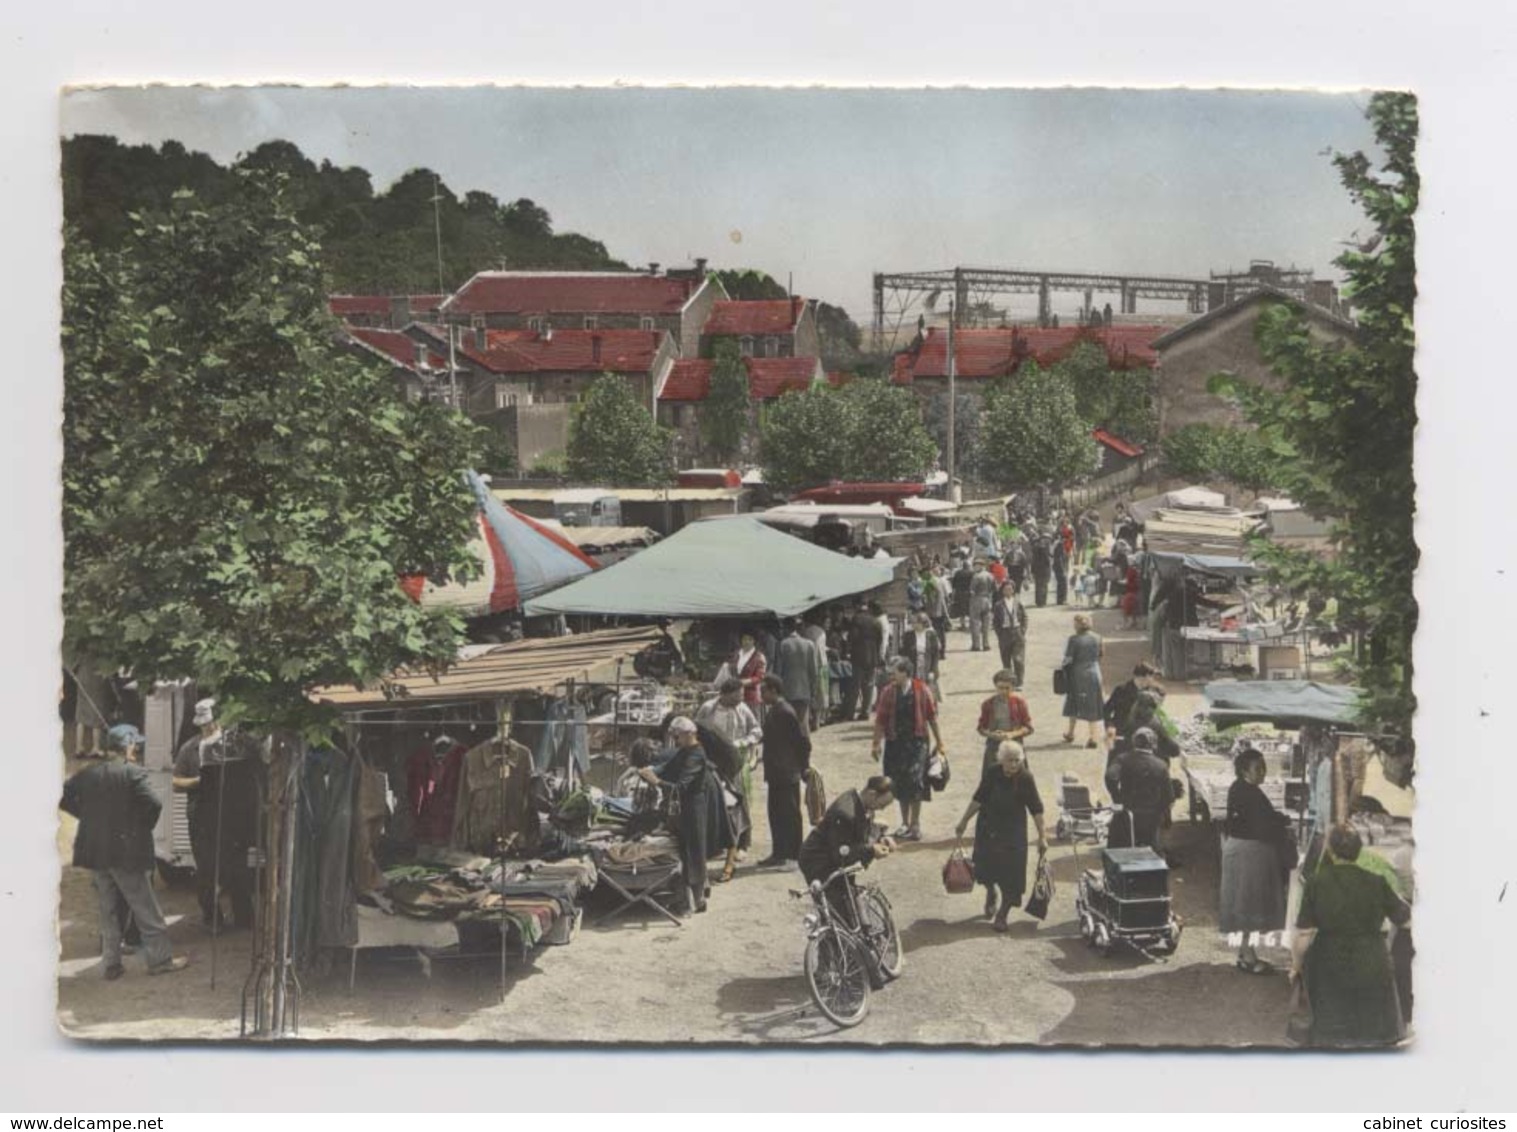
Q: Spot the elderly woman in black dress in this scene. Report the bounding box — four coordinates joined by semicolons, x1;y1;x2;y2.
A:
1220;747;1290;973
955;740;1048;932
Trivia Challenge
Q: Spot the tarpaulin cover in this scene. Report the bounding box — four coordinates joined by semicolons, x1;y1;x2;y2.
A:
1202;681;1363;727
523;515;897;618
400;472;599;616
1129;486;1228;522
1150;552;1260;577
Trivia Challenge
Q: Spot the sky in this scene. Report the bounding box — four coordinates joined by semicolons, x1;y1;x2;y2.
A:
61;86;1377;325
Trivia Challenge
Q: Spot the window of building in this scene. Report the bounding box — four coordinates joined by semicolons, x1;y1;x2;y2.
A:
640;316;655;331
471;314;486;330
528;316;543;332
495;383;517;410
583;316;598;330
739;336;754;357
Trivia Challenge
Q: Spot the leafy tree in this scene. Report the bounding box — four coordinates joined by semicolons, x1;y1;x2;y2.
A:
566;375;674;486
759;380;934;494
758;384;853;495
711;268;786;301
1161;423;1225;480
842;380;938;482
1054;341;1159;445
1211;92;1418;742
815;301;864;369
980;363;1100;489
701;340;750;462
62;175;484;737
475;424;518;477
924;392;983;479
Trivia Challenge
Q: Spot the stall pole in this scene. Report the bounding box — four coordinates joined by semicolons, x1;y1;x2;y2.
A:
497;697;511;1002
209;739;228;990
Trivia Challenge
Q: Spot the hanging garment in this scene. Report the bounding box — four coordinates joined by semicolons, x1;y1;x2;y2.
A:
452;737;538;857
407;742;466;844
293;746;358;963
351;759;389;894
534;700;591;775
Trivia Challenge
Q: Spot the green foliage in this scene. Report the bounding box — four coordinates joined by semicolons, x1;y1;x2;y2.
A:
1161;423;1224;480
815;301;863;368
1161;422;1283;491
62;135;627;294
701;340;750;462
711;268;786;301
1217;92;1419;742
474;424;517;477
528;450;568;479
759;380;935;494
62;175;484;737
924;392;983;479
980;363;1101;488
1055;341;1158;445
565;376;674;486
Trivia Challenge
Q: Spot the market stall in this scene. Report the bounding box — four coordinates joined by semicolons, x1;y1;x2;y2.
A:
303;626;676;989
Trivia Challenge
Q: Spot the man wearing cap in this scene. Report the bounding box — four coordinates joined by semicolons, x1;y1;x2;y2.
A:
173;699;260;931
1104;727;1172;854
61;727;188;979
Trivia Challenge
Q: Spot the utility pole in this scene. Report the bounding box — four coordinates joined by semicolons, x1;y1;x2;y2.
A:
431;175;447;297
946;298;958;503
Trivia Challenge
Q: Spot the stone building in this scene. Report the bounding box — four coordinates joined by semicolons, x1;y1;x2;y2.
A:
327;294;445;329
1150;287;1357;436
699;297;820;359
436;263;725;358
656;355;831;467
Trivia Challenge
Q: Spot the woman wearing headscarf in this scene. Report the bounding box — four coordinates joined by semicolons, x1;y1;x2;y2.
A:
636;717;729;915
955;740;1047;931
1290;824;1411;1046
1059;612;1106;749
870;657;945;843
1220;747;1290;973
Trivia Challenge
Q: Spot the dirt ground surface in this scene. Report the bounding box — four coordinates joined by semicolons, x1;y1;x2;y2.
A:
57;599;1406;1046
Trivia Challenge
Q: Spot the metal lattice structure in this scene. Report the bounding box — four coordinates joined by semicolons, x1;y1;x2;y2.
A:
871;261;1336;351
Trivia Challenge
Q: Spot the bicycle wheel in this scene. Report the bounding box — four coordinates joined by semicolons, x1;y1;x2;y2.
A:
858;889;904;979
804;929;871;1027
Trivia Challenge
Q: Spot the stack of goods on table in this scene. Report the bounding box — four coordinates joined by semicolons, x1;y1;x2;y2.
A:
378;850;598;951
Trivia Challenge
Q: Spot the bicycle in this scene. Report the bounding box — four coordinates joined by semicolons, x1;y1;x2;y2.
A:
791;863;904;1027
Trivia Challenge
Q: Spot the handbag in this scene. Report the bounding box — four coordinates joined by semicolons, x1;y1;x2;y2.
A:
1285;975;1313;1046
1023;850;1054;920
942;844;976;894
926;752;951;791
1052;665;1069;696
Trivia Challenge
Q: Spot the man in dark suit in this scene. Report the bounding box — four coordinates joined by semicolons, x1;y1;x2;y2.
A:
61;743;189;979
758;675;812;865
1104;728;1172;855
844;600;884;721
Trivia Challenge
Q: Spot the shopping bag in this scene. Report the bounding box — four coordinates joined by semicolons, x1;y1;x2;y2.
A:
1052;665;1069;696
1285;976;1313;1047
1023;850;1054;920
942;844;976;894
926;752;951;791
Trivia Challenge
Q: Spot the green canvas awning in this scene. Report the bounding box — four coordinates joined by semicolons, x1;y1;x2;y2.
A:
1202;680;1364;728
523;516;897;618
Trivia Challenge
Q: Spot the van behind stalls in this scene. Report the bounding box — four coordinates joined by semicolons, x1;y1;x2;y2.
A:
553;489;622;527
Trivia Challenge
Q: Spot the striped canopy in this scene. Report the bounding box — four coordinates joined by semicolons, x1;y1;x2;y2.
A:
400;472;599;616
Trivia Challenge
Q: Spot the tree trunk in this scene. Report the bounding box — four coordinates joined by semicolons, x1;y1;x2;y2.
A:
243;734;305;1037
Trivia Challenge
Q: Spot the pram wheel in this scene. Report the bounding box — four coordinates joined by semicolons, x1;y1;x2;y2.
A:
1093;922;1113;956
1054;818;1068;841
1078;910;1094;942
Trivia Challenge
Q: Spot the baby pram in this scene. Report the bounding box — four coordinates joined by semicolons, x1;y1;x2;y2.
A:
1052;773;1112;844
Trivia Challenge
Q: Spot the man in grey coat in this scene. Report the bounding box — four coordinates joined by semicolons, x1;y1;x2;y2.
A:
61;745;189;979
968;559;996;652
775;620;822;730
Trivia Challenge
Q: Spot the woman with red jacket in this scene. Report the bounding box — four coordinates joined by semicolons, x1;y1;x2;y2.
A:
871;657;946;841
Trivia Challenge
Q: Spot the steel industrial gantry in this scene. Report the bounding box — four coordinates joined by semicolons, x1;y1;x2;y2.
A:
870;262;1326;351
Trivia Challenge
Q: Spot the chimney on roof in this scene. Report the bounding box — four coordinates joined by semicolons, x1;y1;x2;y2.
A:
694;257;708;274
648;262;660;276
389;295;410;330
591;334;602;365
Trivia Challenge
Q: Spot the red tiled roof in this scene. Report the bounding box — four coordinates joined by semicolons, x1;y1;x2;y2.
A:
1093;428;1144;458
347;327;447;372
444;272;702;316
473;328;666;374
659;357;823;402
661;359;713;401
328;294;445;318
703;298;806;336
892;325;1165;384
744;357;821;400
